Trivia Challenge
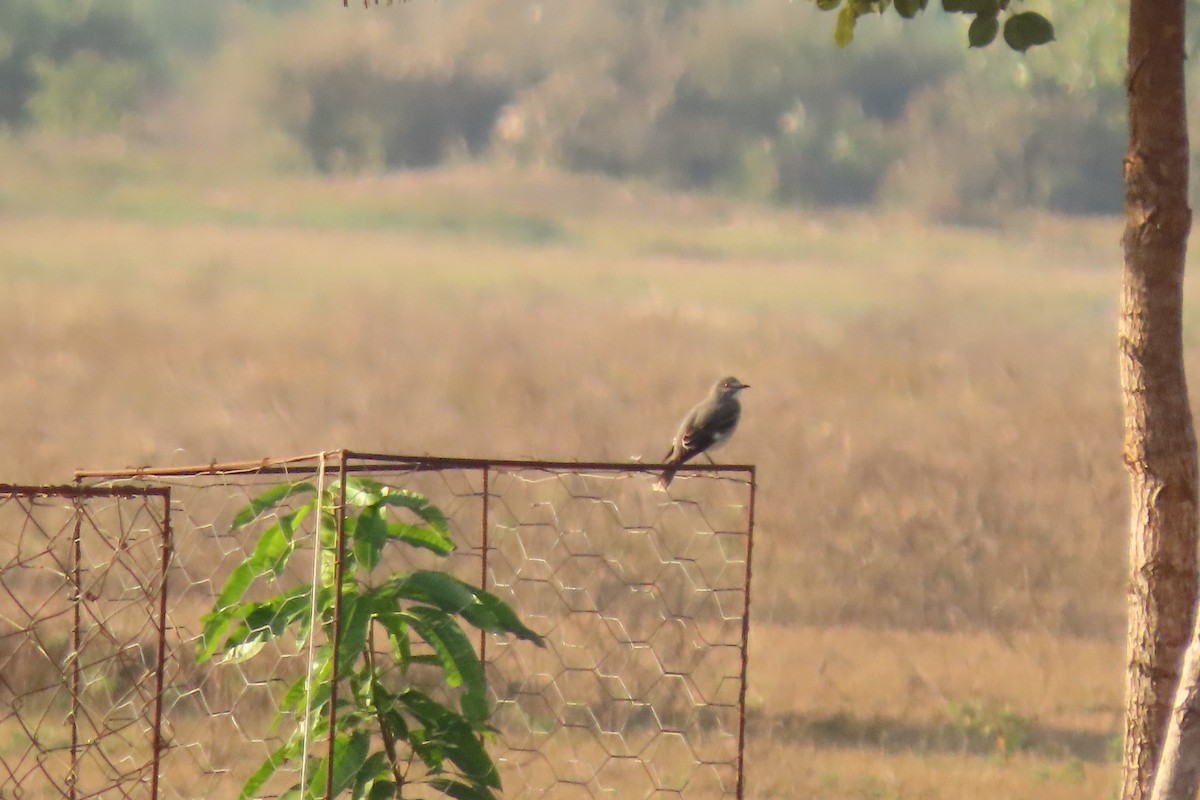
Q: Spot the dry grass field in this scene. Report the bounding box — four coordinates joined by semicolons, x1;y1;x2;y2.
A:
1;141;1186;797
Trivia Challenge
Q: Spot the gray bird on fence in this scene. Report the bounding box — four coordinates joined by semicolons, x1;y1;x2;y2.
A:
656;376;749;490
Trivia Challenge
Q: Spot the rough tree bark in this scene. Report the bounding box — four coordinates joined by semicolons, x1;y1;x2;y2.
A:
1154;634;1200;799
1120;0;1198;797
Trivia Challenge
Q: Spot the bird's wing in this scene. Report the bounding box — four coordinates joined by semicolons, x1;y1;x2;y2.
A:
664;406;700;462
678;400;740;459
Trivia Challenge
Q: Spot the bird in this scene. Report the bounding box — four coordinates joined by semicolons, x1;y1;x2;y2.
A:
656;376;749;490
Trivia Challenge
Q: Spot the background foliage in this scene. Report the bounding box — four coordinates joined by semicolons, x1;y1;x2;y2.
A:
0;0;1150;221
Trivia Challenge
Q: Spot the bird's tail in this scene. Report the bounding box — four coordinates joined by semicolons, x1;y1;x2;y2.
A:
656;465;678;491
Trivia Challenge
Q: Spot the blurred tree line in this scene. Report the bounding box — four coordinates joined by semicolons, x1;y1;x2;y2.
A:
0;0;1159;220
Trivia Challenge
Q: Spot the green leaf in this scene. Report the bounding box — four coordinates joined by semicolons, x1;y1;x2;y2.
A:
211;586;313;664
968;13;999;47
893;0;922;18
324;510;359;581
1003;11;1055;51
304;755;331;800
955;0;995;13
383;572;543;645
399;688;457;726
294;585;334;646
213;562;260;615
328;730;372;797
277;653;332;731
426;777;499;800
214;506;309;610
388;571;477;615
196;607;240;664
238;738;300;800
320;509;338;548
352;752;392;800
355;506;388;571
941;0;967;11
437;718;502;788
376;611;413;668
377;489;450;536
232;482;316;528
344;477;386;507
223;638;268;663
336;590;373;676
815;0;841;9
834;4;857;47
462;591;545;646
398;692;502;790
280;647;333;714
388;521;455;556
368;782;398;800
372;680;410;741
402;606;488;723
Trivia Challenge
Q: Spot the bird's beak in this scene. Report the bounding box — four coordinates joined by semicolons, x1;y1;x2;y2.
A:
737;383;750;390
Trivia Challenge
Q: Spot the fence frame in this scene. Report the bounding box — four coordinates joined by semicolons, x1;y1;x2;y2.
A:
0;482;173;798
69;450;757;799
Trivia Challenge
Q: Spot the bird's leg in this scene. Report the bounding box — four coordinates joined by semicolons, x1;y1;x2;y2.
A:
703;453;716;465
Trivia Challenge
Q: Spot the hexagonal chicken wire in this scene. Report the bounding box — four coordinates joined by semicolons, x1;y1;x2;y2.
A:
0;483;171;800
10;451;755;800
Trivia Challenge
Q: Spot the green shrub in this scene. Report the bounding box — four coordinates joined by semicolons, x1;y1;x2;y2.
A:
199;477;543;800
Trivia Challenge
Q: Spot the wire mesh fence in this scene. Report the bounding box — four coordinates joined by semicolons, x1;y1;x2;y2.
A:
1;451;755;800
0;484;171;800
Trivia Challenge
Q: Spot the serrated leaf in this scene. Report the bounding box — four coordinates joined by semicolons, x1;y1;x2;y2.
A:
1003;11;1055;51
968;13;999;47
232;482;315;528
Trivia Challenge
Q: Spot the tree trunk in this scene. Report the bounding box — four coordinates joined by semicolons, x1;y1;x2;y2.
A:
1121;0;1197;798
1153;637;1200;800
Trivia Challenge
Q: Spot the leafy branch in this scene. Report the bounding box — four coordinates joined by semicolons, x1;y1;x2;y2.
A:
198;477;543;800
814;0;1054;51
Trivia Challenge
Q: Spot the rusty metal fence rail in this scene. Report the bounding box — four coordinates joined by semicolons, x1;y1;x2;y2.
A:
2;451;755;799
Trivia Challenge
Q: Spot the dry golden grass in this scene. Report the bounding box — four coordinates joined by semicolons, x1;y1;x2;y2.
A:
0;155;1169;797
